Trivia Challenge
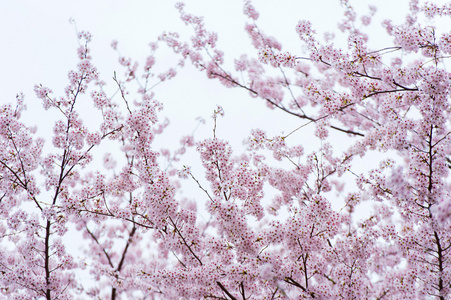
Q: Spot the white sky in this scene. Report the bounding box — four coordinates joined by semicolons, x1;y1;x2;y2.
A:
0;0;419;217
0;0;415;157
1;0;444;293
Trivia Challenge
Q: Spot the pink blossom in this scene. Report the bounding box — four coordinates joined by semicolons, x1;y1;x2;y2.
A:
111;39;118;50
3;2;451;299
243;0;259;20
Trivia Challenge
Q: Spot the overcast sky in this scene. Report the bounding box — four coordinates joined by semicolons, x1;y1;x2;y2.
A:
1;1;449;292
2;1;421;157
0;0;426;212
0;0;410;136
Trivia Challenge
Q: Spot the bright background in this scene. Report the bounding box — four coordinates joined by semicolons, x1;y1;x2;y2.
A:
1;0;445;293
0;0;411;148
0;0;418;239
0;0;416;176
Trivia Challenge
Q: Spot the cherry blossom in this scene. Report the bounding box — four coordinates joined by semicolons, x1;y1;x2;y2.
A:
1;0;451;299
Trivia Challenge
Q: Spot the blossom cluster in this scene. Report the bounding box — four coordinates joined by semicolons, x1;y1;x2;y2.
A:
1;0;451;299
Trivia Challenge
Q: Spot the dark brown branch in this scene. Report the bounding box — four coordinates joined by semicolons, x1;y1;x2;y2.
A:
216;281;237;300
168;216;203;266
208;71;364;137
0;159;42;210
434;231;445;300
376;289;390;300
239;282;246;300
113;71;132;114
85;226;114;268
44;220;51;300
270;287;279;300
117;224;136;272
284;276;306;292
111;224;137;300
